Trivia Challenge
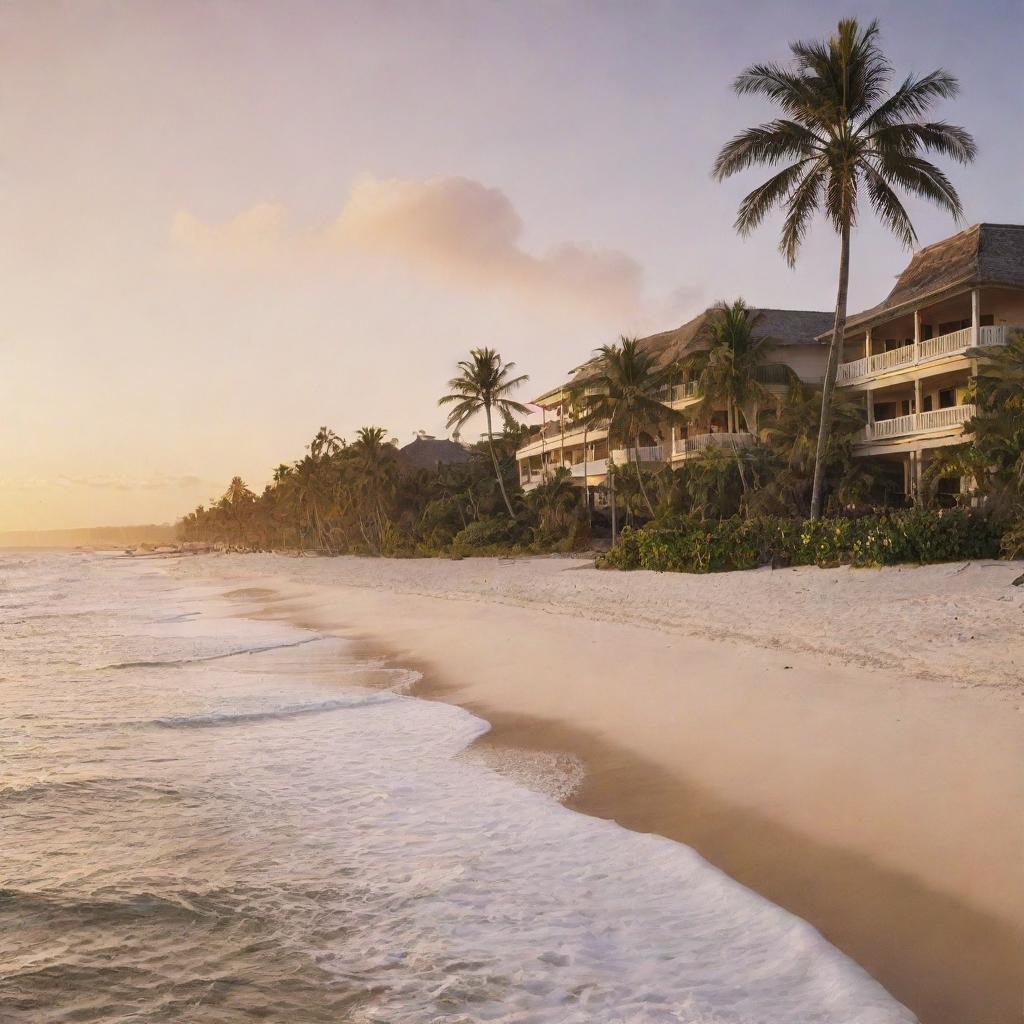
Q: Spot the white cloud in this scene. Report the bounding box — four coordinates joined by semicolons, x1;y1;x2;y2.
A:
172;175;645;319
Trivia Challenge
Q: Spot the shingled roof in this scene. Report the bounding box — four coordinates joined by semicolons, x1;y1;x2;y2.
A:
552;306;833;392
841;224;1024;334
397;437;471;472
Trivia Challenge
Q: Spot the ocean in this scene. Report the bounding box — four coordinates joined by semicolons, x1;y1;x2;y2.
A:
0;551;915;1023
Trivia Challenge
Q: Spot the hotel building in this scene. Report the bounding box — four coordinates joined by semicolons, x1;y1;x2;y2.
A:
516;307;833;496
830;223;1024;501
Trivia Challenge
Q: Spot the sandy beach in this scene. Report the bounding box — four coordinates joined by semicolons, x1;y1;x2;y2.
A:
173;553;1024;1024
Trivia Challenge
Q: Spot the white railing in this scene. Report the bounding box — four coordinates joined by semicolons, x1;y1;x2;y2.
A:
610;445;666;464
863;404;975;442
979;324;1017;348
837;356;870;384
918;326;973;360
671;432;755;459
837;324;1021;384
570;458;608;477
869;345;916;373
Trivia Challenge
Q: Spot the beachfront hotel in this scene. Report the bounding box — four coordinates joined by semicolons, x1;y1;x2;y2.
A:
517;223;1024;505
829;223;1024;501
516;307;833;499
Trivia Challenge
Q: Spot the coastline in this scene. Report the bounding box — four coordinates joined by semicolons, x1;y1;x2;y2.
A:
175;553;1024;1024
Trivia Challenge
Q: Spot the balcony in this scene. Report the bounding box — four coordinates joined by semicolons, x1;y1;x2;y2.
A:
671;432;755;460
861;404;975;444
610;445;666;464
837;324;1018;385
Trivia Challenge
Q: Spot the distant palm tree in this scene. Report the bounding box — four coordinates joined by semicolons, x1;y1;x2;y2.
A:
682;300;783;494
713;17;976;518
574;337;680;521
761;380;868;515
347;426;401;552
439;348;529;517
684;300;778;433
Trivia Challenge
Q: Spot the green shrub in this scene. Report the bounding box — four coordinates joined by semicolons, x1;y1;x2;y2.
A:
451;516;525;553
600;508;1002;573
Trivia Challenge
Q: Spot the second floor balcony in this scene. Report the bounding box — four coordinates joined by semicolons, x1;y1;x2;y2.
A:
671;432;755;460
860;403;975;445
837;324;1017;386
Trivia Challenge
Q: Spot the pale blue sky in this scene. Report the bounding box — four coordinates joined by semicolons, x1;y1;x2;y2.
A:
3;0;1021;527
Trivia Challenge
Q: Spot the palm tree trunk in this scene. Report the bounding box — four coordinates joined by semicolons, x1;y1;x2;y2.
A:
582;423;591;527
485;404;515;517
633;433;655;516
609;459;617;544
810;217;851;519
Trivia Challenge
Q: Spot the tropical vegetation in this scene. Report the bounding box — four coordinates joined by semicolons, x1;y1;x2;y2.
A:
713;17;976;517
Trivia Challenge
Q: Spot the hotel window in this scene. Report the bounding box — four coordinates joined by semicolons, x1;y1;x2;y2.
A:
900;399;914;416
938;388;956;409
922;394;933;412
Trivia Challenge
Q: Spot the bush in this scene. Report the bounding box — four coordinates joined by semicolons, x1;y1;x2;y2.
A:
599;508;1002;573
451;516;526;554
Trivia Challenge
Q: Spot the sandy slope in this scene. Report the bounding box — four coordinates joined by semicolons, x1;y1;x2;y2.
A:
171;552;1024;1024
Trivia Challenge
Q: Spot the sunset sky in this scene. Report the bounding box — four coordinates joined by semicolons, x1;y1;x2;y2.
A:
3;0;1022;530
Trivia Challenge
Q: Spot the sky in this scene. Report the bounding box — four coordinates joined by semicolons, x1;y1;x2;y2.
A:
2;0;1022;530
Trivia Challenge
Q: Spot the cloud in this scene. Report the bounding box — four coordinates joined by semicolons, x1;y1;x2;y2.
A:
2;474;212;492
172;175;645;318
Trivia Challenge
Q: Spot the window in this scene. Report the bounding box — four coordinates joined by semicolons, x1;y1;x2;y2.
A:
900;399;914;416
873;401;898;421
922;394;933;412
938;388;956;409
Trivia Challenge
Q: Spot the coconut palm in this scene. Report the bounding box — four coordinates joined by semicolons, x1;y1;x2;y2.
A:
761;380;867;515
684;300;780;433
573;337;681;523
713;17;976;518
438;348;529;517
346;426;401;552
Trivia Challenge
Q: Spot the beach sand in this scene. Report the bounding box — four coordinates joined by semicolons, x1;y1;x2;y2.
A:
175;554;1024;1024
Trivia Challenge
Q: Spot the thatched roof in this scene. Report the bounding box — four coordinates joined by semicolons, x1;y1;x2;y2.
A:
397;437;471;471
838;224;1024;334
547;306;832;394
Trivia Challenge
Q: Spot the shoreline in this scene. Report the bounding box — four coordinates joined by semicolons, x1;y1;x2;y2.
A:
179;554;1024;1024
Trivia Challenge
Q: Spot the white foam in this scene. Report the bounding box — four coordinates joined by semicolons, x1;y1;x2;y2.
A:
0;552;917;1023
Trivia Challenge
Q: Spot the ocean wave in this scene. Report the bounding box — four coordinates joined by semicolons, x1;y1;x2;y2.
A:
152;694;397;728
104;635;322;670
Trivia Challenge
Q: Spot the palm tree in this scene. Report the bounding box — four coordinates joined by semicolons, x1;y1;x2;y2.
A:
439;348;529;517
574;337;681;523
682;300;783;494
713;17;976;518
684;300;780;433
761;380;868;515
347;426;401;552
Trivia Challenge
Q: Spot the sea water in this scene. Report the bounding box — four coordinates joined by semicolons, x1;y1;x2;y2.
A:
0;551;916;1023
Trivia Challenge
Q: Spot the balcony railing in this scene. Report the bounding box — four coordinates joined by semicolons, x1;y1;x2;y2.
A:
671;432;755;459
862;403;975;443
610;445;666;464
837;324;1018;384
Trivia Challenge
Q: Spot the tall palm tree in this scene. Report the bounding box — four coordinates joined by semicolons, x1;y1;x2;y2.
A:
347;426;401;552
713;17;976;518
439;348;529;517
574;337;681;521
684;300;778;433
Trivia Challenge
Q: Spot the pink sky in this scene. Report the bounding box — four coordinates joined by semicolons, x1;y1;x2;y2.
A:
2;0;1021;529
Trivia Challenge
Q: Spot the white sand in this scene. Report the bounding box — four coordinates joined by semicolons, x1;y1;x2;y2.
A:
172;552;1024;1022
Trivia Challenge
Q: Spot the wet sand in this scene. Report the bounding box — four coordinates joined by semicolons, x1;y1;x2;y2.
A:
196;560;1024;1024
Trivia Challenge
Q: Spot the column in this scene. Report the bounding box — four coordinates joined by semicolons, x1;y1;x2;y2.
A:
914;448;924;505
913;309;921;362
865;388;874;440
903;455;912;503
864;326;872;361
914;378;923;422
972;288;981;347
